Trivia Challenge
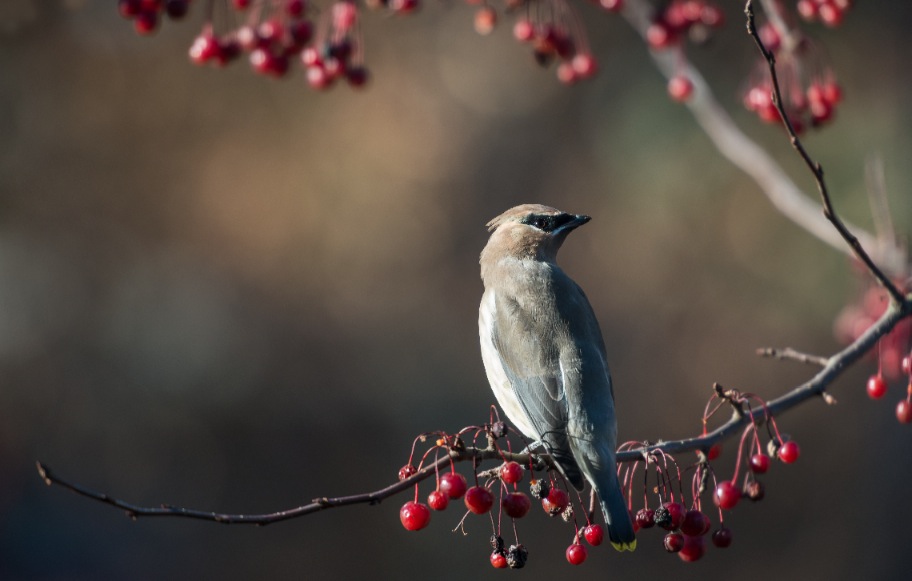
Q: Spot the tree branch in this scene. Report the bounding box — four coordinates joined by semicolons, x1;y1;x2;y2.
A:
619;0;908;278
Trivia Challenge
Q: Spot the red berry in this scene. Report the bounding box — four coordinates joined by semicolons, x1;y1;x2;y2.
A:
285;0;306;16
901;355;912;376
306;65;333;90
668;75;694;102
490;551;508;568
188;33;222;65
465;486;494;514
556;62;577;86
749;453;770;474
678;534;705;562
583;524;604;546
566;543;587;565
707;443;722;460
635;508;656;529
664;532;685;553
346;67;370;88
599;0;623;11
571;53;598;79
867;374;888;399
133;10;159;34
646;22;675;49
777;441;800;464
542;488;570;516
501;492;532;519
500;461;523;484
680;510;708;537
438;472;467;499
513;19;534;42
119;0;142;18
164;0;189;18
474;6;496;35
399;501;430;531
428;489;449;511
897;400;912;424
713;481;740;510
711;526;733;548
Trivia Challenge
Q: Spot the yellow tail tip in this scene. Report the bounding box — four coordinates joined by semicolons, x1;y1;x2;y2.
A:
611;539;637;552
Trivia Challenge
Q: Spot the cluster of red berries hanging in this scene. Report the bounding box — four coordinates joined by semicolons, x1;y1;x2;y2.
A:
394;419;629;569
642;1;726;103
742;3;845;132
864;352;912;425
118;0;192;34
836;280;912;381
615;388;802;562
796;0;853;27
496;0;621;86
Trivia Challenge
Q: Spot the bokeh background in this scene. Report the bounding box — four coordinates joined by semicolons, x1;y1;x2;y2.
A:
2;1;911;579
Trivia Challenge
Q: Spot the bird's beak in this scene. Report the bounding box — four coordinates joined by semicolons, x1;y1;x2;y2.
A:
554;214;591;235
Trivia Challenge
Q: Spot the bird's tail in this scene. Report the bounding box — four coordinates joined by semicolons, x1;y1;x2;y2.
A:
598;472;637;552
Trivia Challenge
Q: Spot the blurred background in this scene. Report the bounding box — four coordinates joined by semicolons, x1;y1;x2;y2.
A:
1;1;911;579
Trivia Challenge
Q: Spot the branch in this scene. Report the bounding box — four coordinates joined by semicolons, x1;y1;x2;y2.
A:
619;0;908;278
36;293;911;524
37;445;549;525
742;0;905;305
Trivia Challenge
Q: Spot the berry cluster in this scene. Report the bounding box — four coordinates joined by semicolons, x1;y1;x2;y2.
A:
121;0;374;89
796;0;853;27
498;0;616;86
394;413;633;569
836;276;912;423
118;0;192;35
741;3;846;132
643;1;725;103
645;0;725;50
617;389;801;562
394;394;807;567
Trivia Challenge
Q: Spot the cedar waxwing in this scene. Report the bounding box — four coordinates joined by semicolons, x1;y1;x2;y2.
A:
479;204;636;551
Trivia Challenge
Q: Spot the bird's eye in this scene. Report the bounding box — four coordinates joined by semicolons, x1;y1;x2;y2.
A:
523;215;555;231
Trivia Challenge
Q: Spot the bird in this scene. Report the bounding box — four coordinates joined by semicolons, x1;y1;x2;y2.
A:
478;203;636;551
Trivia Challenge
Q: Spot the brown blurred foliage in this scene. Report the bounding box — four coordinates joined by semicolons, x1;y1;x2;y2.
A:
1;1;911;579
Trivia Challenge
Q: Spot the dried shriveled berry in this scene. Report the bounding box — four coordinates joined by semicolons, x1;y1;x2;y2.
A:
490;534;504;551
529;479;550;500
506;544;528;569
746;480;765;501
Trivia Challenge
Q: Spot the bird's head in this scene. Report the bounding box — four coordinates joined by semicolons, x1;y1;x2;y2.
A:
482;204;591;264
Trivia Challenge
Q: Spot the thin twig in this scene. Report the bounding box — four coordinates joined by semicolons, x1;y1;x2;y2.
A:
743;0;905;305
37;447;550;525
756;347;829;367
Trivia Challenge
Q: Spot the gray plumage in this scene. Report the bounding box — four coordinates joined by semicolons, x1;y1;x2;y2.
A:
478;204;636;551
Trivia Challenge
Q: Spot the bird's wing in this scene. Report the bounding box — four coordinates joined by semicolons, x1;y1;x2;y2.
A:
490;292;585;490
